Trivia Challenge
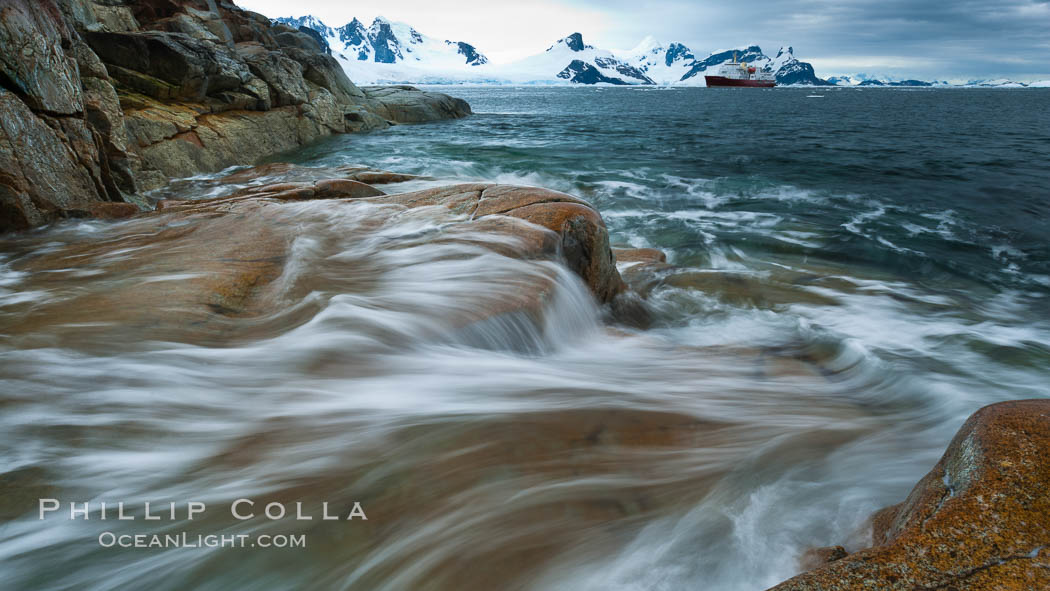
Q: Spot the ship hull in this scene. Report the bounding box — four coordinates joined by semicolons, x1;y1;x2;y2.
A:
704;76;776;88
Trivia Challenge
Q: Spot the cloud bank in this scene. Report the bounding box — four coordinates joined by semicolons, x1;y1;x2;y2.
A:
239;0;1050;80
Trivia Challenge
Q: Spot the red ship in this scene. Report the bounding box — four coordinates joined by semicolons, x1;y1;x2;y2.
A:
705;52;776;88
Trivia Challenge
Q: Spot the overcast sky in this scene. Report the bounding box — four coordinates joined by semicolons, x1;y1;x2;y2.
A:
238;0;1050;81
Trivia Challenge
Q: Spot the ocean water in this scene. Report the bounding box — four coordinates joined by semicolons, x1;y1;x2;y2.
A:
1;86;1048;590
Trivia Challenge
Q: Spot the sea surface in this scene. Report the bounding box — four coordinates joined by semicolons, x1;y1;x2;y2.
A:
1;86;1049;590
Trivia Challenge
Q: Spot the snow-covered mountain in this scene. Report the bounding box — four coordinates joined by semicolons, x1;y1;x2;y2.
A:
824;74;1050;88
963;79;1030;88
275;15;335;39
498;34;825;85
505;33;654;85
618;37;696;84
274;16;494;84
859;79;934;87
826;73;940;87
277;15;825;86
274;15;333;54
767;46;824;85
824;74;861;86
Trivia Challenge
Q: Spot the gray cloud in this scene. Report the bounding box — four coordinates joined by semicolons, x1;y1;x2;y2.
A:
567;0;1050;80
242;0;1050;80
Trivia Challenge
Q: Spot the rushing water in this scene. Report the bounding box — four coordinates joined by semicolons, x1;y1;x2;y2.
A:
1;87;1049;590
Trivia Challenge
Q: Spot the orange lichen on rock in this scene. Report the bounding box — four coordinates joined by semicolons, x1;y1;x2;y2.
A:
769;399;1050;591
7;166;631;344
612;247;668;265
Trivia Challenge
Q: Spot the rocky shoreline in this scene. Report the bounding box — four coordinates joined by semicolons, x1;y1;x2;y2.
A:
10;157;1049;588
0;0;469;232
1;2;1047;590
774;399;1050;590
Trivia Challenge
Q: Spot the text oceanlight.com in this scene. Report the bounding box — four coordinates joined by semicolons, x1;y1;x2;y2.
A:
97;532;307;549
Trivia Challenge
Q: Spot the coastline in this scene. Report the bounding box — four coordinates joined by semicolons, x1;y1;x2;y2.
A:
0;0;469;233
1;2;1048;590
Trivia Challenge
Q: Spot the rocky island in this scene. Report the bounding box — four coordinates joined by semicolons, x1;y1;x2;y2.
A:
0;2;1047;590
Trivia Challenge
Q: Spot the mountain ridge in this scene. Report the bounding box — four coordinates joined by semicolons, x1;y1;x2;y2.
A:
276;15;826;86
278;16;1050;87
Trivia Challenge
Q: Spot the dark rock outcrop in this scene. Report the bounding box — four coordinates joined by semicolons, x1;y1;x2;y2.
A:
0;87;114;230
665;43;695;67
769;399;1050;591
335;18;369;60
368;20;402;64
774;60;823;86
0;0;471;233
559;32;589;53
558;60;644;86
447;41;488;66
593;57;654;84
772;48;826;86
296;26;329;54
0;0;128;232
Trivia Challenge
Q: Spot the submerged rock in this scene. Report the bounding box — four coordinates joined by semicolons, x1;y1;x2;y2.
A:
7;168;627;344
769;399;1050;591
371;183;625;304
612;247;667;265
144;163;428;203
221;162;425;186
